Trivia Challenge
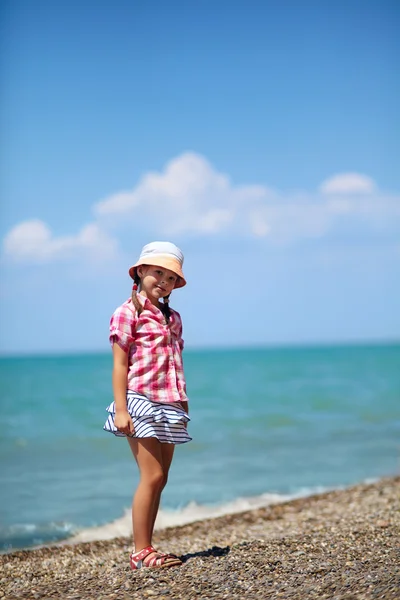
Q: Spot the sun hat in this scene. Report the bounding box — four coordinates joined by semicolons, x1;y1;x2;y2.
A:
129;241;186;288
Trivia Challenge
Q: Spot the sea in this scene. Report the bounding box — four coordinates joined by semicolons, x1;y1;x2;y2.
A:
0;343;399;553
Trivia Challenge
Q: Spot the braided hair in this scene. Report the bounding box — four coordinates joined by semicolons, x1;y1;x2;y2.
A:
162;293;171;324
131;271;172;324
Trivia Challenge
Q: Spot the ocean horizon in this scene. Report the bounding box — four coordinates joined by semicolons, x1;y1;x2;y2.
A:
1;337;400;359
1;341;399;552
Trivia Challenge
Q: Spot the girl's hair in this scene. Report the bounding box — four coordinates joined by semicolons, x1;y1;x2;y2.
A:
132;272;172;324
162;293;171;324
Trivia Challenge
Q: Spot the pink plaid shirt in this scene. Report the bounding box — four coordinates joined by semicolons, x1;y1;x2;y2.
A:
109;296;188;404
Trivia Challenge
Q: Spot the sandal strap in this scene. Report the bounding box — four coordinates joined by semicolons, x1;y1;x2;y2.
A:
145;552;180;568
131;545;156;561
158;551;181;560
130;546;182;570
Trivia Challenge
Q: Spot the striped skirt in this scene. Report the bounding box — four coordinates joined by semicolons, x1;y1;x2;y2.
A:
103;391;192;445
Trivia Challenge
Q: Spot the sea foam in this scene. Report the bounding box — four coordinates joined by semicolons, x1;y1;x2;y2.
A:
65;487;327;545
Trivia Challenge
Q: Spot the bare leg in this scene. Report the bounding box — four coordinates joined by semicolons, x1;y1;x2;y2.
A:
127;437;165;553
150;442;175;537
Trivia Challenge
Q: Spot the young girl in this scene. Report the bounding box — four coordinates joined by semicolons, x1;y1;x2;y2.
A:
103;241;191;570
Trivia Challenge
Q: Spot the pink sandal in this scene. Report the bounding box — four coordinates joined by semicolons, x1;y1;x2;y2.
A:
130;545;182;570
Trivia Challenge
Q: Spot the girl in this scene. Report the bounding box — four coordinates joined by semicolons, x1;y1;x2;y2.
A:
103;241;191;570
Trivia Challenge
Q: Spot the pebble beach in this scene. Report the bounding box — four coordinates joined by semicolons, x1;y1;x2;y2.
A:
1;476;399;600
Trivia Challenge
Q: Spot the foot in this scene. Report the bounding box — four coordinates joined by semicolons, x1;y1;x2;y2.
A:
130;545;182;570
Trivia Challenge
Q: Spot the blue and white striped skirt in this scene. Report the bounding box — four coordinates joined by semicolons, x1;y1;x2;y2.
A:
103;391;192;445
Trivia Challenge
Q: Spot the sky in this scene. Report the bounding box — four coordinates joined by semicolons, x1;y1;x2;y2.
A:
0;0;399;354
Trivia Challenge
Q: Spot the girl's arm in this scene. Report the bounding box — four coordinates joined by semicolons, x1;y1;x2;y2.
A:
112;343;134;435
175;313;189;416
180;400;189;430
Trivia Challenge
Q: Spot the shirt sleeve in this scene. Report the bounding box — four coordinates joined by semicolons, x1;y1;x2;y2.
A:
109;304;137;353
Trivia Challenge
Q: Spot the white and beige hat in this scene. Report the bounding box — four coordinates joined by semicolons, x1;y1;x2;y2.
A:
129;241;186;288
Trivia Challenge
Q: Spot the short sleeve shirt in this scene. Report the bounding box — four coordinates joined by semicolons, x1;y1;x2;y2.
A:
109;296;188;404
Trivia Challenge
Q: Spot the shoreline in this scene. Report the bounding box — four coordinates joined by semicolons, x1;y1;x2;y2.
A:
2;476;399;599
63;484;338;547
2;481;356;553
2;478;379;553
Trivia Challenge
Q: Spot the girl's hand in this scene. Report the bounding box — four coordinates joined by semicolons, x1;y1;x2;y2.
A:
114;410;134;436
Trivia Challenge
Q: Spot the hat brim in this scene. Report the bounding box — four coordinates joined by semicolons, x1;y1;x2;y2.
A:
129;256;186;288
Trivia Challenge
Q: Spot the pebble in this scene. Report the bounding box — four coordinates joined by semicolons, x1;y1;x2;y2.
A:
377;519;390;528
1;476;399;600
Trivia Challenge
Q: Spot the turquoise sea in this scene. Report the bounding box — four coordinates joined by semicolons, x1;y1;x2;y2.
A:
0;343;399;552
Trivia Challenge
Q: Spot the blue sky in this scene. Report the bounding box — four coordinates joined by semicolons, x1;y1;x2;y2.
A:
1;0;399;354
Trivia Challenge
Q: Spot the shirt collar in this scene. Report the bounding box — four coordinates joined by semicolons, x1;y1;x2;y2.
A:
129;294;173;321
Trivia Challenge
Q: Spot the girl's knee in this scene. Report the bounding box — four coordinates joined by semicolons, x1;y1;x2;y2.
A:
142;470;165;490
156;471;169;491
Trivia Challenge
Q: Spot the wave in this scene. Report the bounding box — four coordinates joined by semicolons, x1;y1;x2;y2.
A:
0;487;331;552
0;522;75;553
65;485;331;545
5;480;379;552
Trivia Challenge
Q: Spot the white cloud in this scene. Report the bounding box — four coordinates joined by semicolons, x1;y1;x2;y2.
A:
253;202;333;243
96;153;230;216
3;219;119;264
94;152;270;235
2;153;399;266
93;154;398;242
319;173;376;194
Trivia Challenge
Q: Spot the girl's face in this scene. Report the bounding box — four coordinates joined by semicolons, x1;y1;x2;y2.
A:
137;265;178;305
